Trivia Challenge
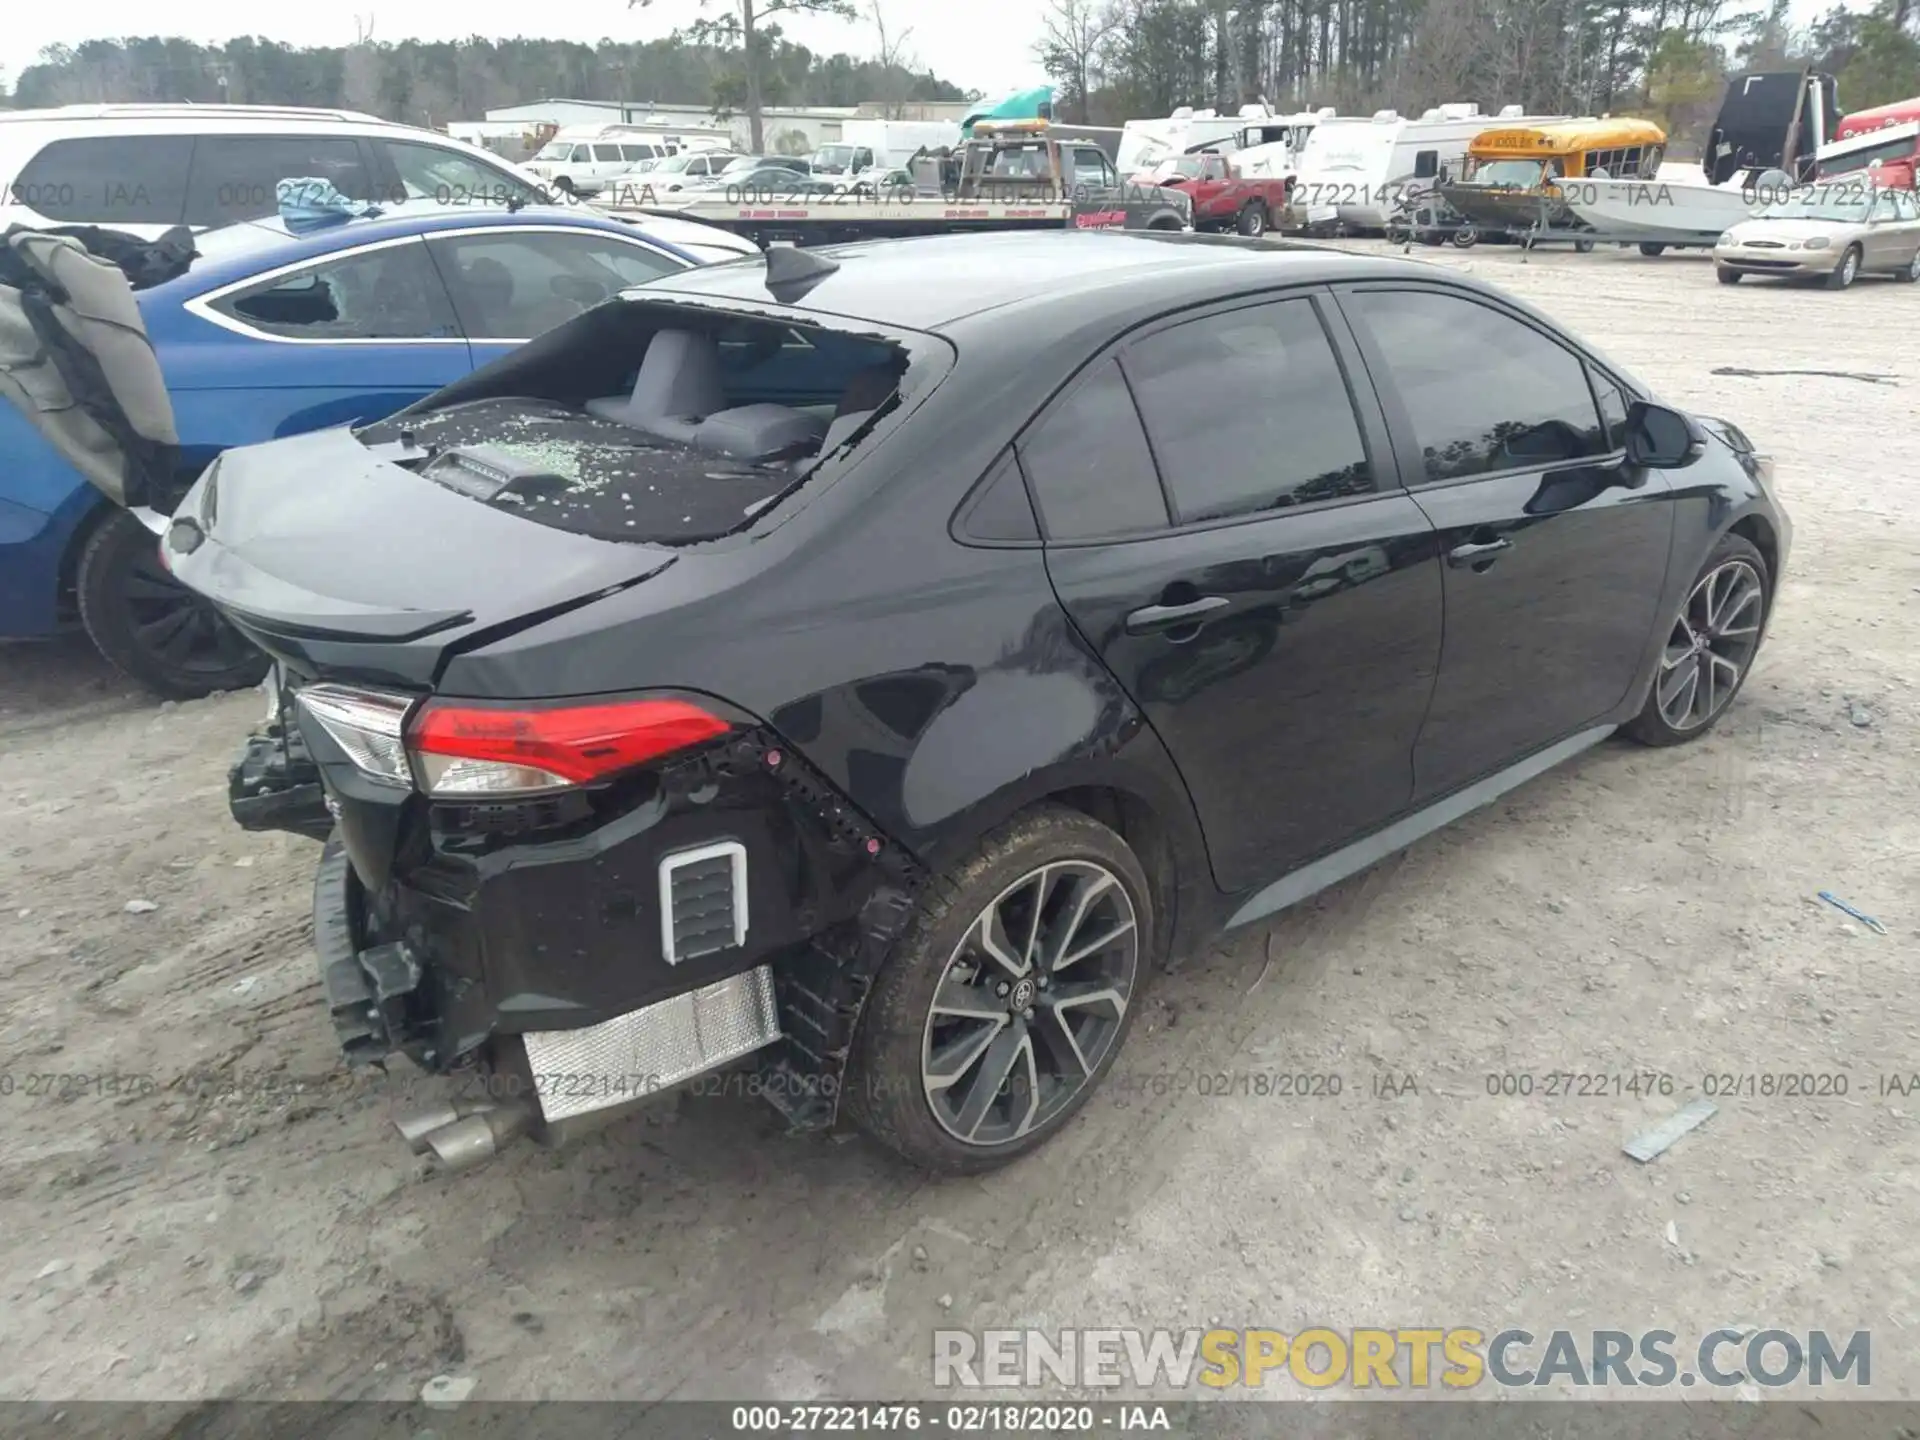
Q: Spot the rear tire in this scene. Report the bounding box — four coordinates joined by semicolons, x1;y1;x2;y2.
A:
1236;200;1268;237
1574;236;1596;253
1639;242;1667;257
843;806;1155;1175
1623;533;1770;748
1896;248;1920;283
77;509;268;700
1716;265;1742;284
1825;244;1860;289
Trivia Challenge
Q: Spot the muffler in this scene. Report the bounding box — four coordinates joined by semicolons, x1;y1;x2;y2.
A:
394;1097;497;1153
417;1101;537;1173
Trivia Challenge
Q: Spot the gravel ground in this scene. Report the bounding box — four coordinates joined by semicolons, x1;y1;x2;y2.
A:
1;240;1916;1408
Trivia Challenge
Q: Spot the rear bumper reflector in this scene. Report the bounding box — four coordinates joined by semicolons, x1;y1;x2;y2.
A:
521;966;782;1123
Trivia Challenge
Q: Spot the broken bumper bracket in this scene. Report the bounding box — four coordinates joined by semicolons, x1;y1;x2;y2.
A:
229;726;332;841
313;840;419;1065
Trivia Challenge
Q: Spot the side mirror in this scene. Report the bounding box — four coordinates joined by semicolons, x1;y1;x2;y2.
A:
1624;400;1704;468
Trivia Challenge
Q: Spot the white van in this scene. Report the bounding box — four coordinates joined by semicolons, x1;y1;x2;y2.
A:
523;128;668;196
810;119;963;175
1290;103;1570;230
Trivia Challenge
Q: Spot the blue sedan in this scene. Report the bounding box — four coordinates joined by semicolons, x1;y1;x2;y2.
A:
0;204;708;696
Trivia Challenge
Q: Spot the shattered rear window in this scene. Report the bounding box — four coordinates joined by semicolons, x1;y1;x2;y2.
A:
356;304;926;544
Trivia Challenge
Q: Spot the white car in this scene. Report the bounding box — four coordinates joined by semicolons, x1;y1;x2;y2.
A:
0;104;760;264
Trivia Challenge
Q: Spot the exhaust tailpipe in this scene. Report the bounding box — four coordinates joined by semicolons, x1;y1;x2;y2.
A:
394;1098;496;1153
419;1102;536;1173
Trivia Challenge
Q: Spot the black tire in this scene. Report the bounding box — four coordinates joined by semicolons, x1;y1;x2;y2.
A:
1895;247;1920;283
1573;237;1596;254
843;806;1156;1175
1639;242;1667;257
1451;225;1478;248
1825;244;1860;289
1623;533;1770;748
1716;265;1742;284
77;509;269;700
1236;200;1267;237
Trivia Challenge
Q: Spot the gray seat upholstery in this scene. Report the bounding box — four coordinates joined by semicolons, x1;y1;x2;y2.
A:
818;362;901;455
587;327;827;460
585;328;727;441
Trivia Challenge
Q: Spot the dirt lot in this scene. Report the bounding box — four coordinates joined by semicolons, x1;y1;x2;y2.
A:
2;241;1916;1407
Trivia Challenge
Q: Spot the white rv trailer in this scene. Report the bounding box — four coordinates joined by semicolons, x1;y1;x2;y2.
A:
1291;103;1569;230
1187;108;1336;181
1117;104;1328;176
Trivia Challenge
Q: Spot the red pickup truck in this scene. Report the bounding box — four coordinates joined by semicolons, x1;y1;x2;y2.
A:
1131;151;1291;236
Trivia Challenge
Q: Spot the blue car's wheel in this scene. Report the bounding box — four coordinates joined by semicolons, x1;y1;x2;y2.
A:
76;509;269;700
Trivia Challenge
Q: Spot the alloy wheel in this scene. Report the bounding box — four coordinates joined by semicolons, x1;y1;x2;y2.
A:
122;546;259;680
920;860;1138;1147
1654;559;1764;732
1908;249;1920;282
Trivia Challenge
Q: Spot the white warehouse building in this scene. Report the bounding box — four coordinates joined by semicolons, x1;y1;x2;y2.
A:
475;98;867;156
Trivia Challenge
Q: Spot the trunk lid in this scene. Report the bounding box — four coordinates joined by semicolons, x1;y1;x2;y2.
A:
164;426;675;687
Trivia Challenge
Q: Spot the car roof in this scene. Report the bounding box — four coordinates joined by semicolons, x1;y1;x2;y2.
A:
145;204;688;300
637;229;1458;330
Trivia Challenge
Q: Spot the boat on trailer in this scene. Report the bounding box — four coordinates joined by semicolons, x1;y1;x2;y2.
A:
1556;68;1838;252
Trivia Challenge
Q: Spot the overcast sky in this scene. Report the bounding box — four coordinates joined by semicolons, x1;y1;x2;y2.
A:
1;1;1049;105
0;0;1866;112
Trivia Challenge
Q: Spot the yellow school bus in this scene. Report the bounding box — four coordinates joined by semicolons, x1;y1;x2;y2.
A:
1441;117;1668;238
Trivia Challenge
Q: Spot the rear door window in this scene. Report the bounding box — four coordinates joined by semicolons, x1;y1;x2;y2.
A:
429;230;686;338
1017;359;1170;540
11;135;193;225
183;135;373;226
208;240;461;340
1121;298;1375;524
592;145;623;163
382;140;542;207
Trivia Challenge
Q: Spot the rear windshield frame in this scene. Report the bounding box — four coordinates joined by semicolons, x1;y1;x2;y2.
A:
358;290;957;549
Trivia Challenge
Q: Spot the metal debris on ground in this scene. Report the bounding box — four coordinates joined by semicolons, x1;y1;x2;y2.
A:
1817;892;1886;935
1623;1098;1718;1163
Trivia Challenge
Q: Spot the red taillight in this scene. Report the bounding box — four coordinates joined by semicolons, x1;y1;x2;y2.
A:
408;697;732;796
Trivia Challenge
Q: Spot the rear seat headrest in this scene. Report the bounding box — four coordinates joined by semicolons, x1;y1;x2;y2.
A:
586;328;726;426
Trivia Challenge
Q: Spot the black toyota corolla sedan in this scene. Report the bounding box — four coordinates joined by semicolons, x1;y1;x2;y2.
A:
159;230;1790;1175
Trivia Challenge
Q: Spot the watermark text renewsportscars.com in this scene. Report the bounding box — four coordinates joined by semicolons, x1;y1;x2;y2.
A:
932;1328;1871;1390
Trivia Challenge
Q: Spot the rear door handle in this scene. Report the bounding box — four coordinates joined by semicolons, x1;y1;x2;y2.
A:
1447;537;1512;568
1125;596;1230;635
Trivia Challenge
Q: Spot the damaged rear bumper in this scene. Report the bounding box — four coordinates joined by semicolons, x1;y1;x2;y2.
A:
298;726;926;1157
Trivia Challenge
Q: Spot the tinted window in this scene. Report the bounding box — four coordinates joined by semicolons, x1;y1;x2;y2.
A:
1017;360;1169;540
12;136;192;224
1414;149;1439;178
184;135;371;226
1591;370;1629;450
430;230;684;337
1346;289;1608;484
592;144;622;162
956;450;1040;543
212;241;459;340
1123;300;1373;524
385;141;541;206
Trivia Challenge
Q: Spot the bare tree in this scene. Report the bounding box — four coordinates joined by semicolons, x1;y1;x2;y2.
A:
869;0;916;118
1036;0;1117;122
633;0;856;153
341;15;384;116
